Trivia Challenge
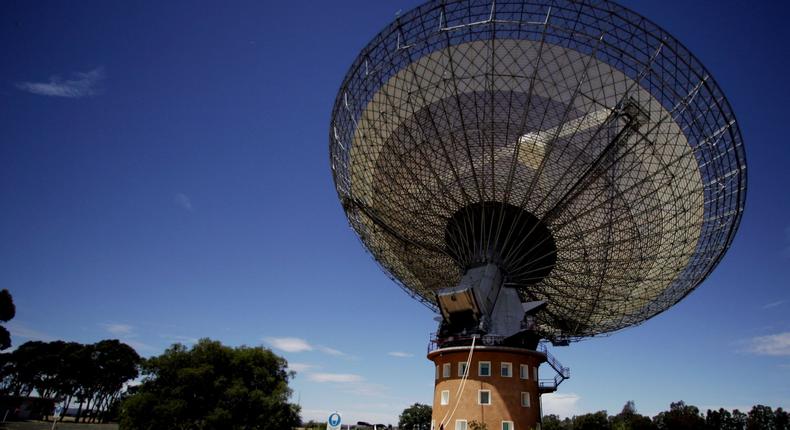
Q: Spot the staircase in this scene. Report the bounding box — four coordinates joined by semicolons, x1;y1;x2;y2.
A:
538;343;570;393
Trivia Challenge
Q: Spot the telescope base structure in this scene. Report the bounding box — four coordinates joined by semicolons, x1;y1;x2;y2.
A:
428;346;549;430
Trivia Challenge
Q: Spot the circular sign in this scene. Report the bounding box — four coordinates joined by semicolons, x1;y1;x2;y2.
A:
328;413;341;427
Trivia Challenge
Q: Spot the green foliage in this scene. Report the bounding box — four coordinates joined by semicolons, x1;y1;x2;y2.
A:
611;401;657;430
0;289;16;350
303;420;327;429
653;401;705;430
747;405;776;430
0;338;140;423
574;411;611;430
542;414;565;430
119;338;300;430
398;403;432;430
469;420;488;430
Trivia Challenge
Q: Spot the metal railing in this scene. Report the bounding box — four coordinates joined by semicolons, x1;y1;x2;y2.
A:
427;333;505;353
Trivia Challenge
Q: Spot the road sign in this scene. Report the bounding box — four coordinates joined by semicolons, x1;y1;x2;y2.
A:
327;412;342;430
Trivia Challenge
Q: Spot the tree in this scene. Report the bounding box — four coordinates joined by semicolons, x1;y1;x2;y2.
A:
732;410;748;430
706;408;739;430
469;420;488;430
573;411;611;430
398;403;432;430
611;401;656;430
774;408;789;430
654;402;705;430
747;405;775;430
120;339;300;430
0;289;16;351
542;414;568;430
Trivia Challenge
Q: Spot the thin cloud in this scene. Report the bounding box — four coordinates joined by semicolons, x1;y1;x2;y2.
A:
318;345;347;357
542;393;582;418
265;337;314;353
103;323;134;336
763;300;786;309
265;337;350;358
307;373;364;383
160;334;199;345
288;363;317;373
387;351;414;358
16;67;104;98
6;321;54;342
174;193;193;211
124;340;156;353
743;332;790;356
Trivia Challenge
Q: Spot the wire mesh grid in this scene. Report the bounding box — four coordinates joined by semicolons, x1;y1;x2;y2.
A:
329;0;746;341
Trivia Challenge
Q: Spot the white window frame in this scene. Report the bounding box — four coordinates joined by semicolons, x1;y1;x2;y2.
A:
478;361;491;377
478;389;491;405
443;363;451;378
440;390;450;405
455;420;468;430
502;421;514;430
458;361;468;377
533;366;538;381
520;364;529;380
436;365;439;380
431;421;436;430
521;391;531;407
501;362;513;377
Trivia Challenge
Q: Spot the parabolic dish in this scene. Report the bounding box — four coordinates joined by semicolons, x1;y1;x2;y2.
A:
329;0;746;340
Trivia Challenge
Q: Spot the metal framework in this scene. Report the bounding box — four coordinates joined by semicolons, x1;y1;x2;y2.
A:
329;0;746;341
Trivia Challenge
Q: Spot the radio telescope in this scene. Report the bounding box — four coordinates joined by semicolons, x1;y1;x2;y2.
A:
329;0;746;428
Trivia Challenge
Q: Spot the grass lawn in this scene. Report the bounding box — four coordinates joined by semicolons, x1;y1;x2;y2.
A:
2;422;118;430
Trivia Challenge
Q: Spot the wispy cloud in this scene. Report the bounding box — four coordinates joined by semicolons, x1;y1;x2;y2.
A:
307;373;364;383
265;336;350;358
288;362;317;373
318;346;347;357
101;323;156;354
743;332;790;356
387;351;414;358
160;334;199;345
265;337;314;353
174;193;193;211
103;323;134;336
16;67;104;98
542;393;582;418
763;300;786;309
6;321;54;342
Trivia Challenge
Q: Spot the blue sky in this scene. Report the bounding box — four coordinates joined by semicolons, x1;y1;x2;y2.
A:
1;0;789;425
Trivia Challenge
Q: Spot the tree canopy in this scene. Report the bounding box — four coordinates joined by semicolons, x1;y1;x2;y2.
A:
539;401;789;430
119;338;300;430
398;403;432;430
0;289;16;350
0;339;140;423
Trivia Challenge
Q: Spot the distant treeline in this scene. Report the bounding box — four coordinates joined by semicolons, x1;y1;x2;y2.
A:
0;339;140;423
544;400;789;430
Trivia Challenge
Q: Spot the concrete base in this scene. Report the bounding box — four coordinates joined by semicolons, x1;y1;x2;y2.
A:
428;346;547;430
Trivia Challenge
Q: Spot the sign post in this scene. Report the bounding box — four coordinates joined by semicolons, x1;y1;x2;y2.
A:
326;412;342;430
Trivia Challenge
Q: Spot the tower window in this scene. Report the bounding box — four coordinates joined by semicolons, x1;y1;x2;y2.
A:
455;420;468;430
501;362;512;377
443;363;451;378
502;421;514;430
521;392;531;407
479;361;491;377
479;390;491;405
458;362;468;377
441;390;450;405
520;364;529;379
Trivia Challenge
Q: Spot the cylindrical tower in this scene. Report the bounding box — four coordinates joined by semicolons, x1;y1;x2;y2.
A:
429;345;547;430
